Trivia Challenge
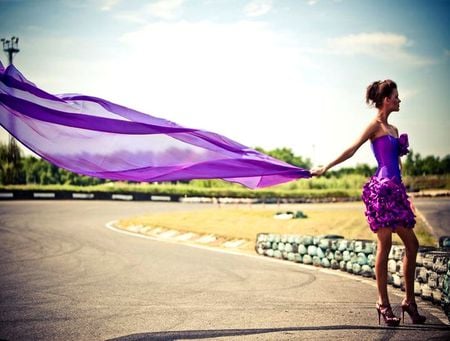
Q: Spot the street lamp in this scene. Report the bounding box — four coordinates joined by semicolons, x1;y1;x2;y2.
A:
1;36;20;184
1;36;20;66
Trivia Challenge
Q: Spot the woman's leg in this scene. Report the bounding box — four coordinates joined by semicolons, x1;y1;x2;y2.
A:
395;226;419;304
376;227;393;305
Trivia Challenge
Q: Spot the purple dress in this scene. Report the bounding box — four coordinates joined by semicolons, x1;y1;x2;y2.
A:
362;134;416;232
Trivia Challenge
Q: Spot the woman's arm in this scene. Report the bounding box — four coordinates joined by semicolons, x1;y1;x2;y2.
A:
311;121;379;176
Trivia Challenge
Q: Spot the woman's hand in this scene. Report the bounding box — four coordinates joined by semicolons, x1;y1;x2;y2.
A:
310;166;327;177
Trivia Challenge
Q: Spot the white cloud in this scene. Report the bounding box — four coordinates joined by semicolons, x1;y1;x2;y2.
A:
328;32;434;66
244;0;272;17
113;12;147;24
145;0;185;20
398;88;419;101
330;32;408;52
306;0;342;5
60;0;120;11
114;20;327;155
100;0;120;11
112;0;185;24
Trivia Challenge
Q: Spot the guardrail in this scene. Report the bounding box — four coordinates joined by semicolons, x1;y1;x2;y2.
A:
0;190;358;203
255;233;450;322
0;190;180;202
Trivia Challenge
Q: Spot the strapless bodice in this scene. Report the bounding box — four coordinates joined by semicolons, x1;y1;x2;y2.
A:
371;134;409;180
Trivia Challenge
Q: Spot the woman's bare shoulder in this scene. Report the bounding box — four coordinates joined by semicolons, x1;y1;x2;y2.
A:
364;119;382;139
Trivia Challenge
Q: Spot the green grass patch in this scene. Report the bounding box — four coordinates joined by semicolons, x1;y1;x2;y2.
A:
2;174;447;197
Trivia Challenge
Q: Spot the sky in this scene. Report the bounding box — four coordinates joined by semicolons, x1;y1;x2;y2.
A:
0;0;449;169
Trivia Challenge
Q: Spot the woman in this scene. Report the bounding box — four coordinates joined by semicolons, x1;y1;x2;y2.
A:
311;80;426;326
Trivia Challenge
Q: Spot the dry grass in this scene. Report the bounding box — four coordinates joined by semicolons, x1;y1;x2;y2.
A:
118;202;437;247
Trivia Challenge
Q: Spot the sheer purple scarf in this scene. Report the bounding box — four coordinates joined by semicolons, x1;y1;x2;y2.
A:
0;61;310;188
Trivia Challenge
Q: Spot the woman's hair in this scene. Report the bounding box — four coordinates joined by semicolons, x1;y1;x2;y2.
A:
366;79;397;109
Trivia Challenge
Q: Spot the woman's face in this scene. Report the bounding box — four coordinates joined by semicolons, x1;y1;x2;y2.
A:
387;89;401;112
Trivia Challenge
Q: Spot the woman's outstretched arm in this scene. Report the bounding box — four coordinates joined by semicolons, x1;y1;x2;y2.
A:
310;120;379;177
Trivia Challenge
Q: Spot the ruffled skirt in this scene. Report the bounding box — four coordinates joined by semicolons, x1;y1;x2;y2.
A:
361;176;416;233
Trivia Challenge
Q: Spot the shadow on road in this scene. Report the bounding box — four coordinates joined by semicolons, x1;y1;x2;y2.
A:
107;324;450;340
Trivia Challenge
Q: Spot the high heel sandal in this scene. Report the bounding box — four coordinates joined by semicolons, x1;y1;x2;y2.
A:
401;301;426;324
376;303;400;327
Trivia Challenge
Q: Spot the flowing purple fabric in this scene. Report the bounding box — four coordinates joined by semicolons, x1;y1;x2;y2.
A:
0;61;310;188
361;134;415;232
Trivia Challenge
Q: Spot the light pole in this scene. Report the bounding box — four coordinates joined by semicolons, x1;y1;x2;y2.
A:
1;36;20;184
1;36;20;66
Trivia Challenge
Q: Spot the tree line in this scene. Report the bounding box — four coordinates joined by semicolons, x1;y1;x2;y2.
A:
1;142;449;186
0;142;105;186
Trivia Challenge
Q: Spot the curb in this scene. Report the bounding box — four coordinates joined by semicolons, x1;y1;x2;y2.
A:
108;221;252;251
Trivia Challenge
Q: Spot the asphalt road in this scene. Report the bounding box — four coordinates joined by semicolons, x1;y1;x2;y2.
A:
0;200;449;341
413;197;450;239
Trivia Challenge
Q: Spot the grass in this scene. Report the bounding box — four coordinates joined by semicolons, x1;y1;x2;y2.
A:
117;202;437;249
0;183;363;200
2;173;448;198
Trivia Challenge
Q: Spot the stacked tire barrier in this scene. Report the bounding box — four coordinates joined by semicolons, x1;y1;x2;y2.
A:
255;233;450;322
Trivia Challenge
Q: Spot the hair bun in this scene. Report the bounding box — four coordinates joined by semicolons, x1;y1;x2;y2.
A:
367;81;380;102
365;79;396;109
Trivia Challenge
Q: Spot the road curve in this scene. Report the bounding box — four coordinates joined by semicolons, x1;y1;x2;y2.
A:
413;197;450;239
0;201;449;340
